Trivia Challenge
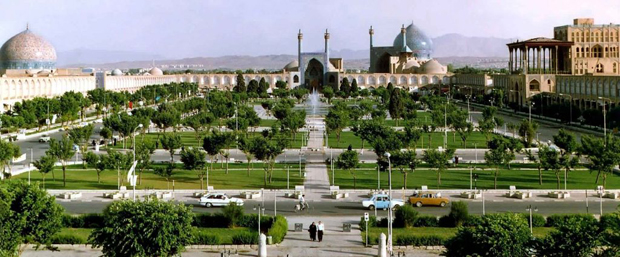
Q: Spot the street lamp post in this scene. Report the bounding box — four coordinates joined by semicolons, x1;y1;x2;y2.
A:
528;101;535;123
132;124;144;163
526;205;538;235
254;204;265;239
598;97;611;143
384;152;393;255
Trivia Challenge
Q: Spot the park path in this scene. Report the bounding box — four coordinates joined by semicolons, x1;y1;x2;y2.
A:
303;117;330;201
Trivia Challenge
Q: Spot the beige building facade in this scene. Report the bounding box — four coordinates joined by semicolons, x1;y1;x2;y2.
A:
495;18;620;110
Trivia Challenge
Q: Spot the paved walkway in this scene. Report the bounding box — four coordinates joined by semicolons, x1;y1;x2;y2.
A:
303;117;331;201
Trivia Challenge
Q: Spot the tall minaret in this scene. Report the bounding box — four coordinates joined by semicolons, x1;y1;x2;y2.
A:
401;24;406;49
324;29;330;74
298;29;303;84
369;26;374;71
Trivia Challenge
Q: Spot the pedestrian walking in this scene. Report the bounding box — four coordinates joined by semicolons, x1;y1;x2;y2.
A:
308;222;317;241
317;221;324;242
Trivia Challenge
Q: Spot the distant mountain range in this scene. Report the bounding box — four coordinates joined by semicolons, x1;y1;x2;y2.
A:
59;34;515;70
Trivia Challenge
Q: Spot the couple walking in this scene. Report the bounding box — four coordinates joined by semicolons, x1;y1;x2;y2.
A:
308;221;324;242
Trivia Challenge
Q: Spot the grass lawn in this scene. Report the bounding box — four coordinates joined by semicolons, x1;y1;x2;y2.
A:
327;165;618;190
327;131;489;149
55;227;254;245
110;131;306;150
364;227;553;245
14;163;305;190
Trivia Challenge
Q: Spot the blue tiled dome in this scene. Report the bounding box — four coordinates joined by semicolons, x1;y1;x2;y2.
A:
393;23;433;59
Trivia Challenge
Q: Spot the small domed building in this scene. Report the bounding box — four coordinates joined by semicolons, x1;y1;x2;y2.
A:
0;26;57;72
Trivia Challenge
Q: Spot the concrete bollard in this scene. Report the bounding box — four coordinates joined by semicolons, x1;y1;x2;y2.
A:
378;233;387;257
258;233;267;257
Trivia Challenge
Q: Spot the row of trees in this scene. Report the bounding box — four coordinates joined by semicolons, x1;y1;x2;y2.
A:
0;82;199;133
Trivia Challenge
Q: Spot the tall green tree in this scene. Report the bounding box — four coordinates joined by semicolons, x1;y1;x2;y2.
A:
84;152;106;184
69;124;94;168
135;139;155;185
322;86;334;104
388;88;404;126
552;129;580;181
518;119;539;147
180;147;207;190
423;148;455;186
484;137;521;189
160;133;182;163
0;140;20;180
0;181;64;256
237;137;255;177
326;102;350;147
46;137;75;187
89;199;194;257
524;149;543;185
580;135;620;187
33;155;57;189
336;146;360;189
392;150;419;189
154;163;175;189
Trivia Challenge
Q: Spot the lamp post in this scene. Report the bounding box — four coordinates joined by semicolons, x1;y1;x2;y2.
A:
598;97;611;143
526;205;538;235
473;173;479;190
558;93;573;124
132;124;144;163
384;152;393;255
254;204;265;238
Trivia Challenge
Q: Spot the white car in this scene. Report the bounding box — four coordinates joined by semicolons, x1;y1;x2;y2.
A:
39;134;51;143
199;193;244;208
362;194;405;210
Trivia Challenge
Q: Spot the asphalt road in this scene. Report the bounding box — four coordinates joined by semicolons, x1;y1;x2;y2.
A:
58;198;620;216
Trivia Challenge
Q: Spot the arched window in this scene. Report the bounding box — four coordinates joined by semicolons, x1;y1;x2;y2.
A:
592;45;603;58
613;63;617;74
293;75;299;83
529;79;540;91
328;75;336;83
596;63;604;73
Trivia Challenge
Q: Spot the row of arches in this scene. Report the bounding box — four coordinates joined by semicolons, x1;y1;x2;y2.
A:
176;75;286;86
343;74;450;86
0;77;94;101
106;76;177;92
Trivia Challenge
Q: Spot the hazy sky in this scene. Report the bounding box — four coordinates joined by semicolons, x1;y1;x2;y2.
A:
0;0;618;58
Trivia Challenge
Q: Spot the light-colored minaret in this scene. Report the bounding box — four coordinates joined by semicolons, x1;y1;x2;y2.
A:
324;29;330;74
401;24;406;48
298;29;303;83
369;26;374;71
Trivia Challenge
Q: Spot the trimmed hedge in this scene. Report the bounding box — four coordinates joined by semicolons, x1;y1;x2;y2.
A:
192;213;228;228
61;213;104;228
546;214;596;227
50;234;87;245
518;213;546;227
192;231;222;245
414;215;439;227
232;231;258;244
395;235;446;246
267;215;288;244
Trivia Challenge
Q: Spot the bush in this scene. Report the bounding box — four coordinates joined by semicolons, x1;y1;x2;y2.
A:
222;202;245;228
393;205;419;228
600;212;620;230
359;215;377;231
267;215;288;244
448;201;469;227
414;215;439;227
192;231;222;245
395;235;446;246
50;234;87;245
462;215;483;227
518;213;546;227
62;214;84;228
61;213;104;228
232;231;258;244
192;213;228;228
81;213;105;228
546;214;596;227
